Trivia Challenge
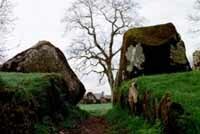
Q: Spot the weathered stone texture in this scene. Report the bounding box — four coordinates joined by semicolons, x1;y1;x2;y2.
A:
116;23;191;86
193;50;200;70
0;41;85;104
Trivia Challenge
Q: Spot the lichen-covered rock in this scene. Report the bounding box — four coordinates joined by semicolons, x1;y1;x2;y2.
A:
116;23;191;86
193;50;200;70
0;41;85;104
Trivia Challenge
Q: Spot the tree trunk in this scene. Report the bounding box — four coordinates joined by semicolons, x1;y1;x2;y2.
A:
105;63;116;104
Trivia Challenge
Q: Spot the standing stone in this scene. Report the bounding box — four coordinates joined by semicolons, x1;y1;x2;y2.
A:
193;50;200;70
116;23;191;86
0;40;85;104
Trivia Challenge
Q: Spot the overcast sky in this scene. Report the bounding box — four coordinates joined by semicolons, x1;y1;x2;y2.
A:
4;0;199;95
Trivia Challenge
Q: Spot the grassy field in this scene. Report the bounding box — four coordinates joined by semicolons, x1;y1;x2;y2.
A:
79;103;112;116
119;71;200;133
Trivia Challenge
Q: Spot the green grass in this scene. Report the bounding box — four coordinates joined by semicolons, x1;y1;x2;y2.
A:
0;72;83;134
79;103;161;134
137;71;200;123
105;107;162;134
0;72;61;88
119;71;200;133
0;72;62;99
79;103;112;116
117;80;133;95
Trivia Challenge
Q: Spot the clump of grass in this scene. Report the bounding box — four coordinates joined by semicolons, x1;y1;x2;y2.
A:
105;107;162;134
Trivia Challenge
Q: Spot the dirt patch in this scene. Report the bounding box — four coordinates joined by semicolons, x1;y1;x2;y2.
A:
60;116;110;134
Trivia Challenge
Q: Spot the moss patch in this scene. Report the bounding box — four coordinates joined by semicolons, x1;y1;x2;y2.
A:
125;23;177;46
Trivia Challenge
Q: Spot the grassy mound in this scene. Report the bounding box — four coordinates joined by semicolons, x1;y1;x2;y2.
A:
117;71;200;133
0;72;70;134
137;71;200;119
137;71;200;133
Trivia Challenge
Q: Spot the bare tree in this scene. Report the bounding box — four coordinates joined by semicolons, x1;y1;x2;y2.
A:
62;0;144;92
0;0;14;59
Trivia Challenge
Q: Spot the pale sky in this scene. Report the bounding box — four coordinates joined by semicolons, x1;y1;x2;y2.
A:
4;0;199;95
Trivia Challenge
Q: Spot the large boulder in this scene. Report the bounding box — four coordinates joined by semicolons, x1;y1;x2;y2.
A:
116;23;191;86
193;50;200;70
0;41;85;104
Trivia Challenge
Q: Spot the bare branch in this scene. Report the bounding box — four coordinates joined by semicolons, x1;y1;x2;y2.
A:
112;47;122;57
63;0;144;90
